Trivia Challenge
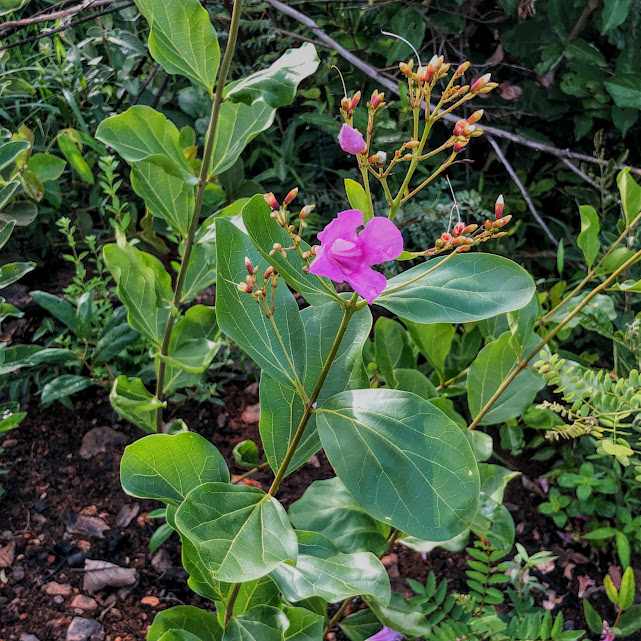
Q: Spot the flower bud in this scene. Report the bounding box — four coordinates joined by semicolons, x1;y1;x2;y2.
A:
405;139;420;149
374;150;387;165
496;214;512;227
470;128;484;137
437;63;451;79
471;73;491;93
399;62;413;77
340;96;351;111
495;194;504;219
456;85;470;96
453;140;469;153
244;256;253;275
273;243;282;251
237;282;252;293
441;232;452;243
454;61;470;78
452;222;466;237
402;153;413;160
370;90;385;109
349;91;361;111
485;219;493;231
463;224;478;234
467;109;484;125
264;266;275;280
264;192;279;210
302;251;311;260
300;204;315;218
493;231;508;238
284;187;298;205
478;82;498;94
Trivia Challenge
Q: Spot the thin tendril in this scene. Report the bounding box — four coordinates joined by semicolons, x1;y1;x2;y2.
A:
381;30;421;68
331;64;347;98
446;174;461;230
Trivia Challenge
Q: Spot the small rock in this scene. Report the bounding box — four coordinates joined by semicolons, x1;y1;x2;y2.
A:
79;426;127;459
241;403;260;424
66;617;104;641
115;504;140;528
71;595;98;612
32;513;47;526
54;595;64;605
2;438;18;448
0;540;15;568
63;513;110;538
43;582;73;596
141;596;160;607
12;568;25;582
20;635;41;641
151;549;172;574
33;499;47;512
67;552;87;568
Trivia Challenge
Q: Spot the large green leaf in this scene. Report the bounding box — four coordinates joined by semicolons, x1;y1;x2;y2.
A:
222;606;289;641
617;168;641;227
225;576;281;616
215;217;306;387
134;0;220;92
260;300;371;477
40;374;93;406
96;106;194;179
467;331;545;425
225;43;319;108
175;482;297;583
577;205;600;268
317;389;480;541
104;239;173;345
376;253;535;324
110;376;164;433
601;0;632;34
28;154;66;182
283;607;324;641
242;195;335;306
405;321;455;378
289;477;390;555
0;262;35;288
0;140;30;171
605;73;641;110
374;317;415;387
0;183;19;211
365;592;433;638
29;290;77;329
131;161;194;236
148;605;222;641
270;531;391;604
120;432;229;506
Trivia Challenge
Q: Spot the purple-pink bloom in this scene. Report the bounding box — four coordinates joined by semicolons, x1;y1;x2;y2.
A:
338;124;367;155
601;621;615;641
309;209;403;303
366;626;404;641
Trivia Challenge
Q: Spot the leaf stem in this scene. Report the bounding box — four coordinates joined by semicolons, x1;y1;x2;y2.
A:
154;0;243;432
468;246;641;430
224;582;241;625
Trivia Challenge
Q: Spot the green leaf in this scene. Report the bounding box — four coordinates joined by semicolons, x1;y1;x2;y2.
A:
41;375;93;406
617;168;641;227
283;606;325;641
225;43;319;109
340;609;381;641
57;133;94;184
618;605;641;635
0;182;19;211
92;309;140;364
616;531;631;568
472;495;514;555
260;300;370;476
225;576;281;616
270;531;391;604
0;140;30;171
104;239;173;345
120;432;229;505
605;73;641;110
365;592;432;638
110;376;164;433
317;389;479;541
18;169;43;201
215;217;306;387
374;317;415;387
0;0;31;17
289;477;391;555
405;321;455;378
377;253;535;324
467;331;545;425
131;161;194;237
582;599;602;635
157;631;201;641
242;195;335;306
134;0;220;92
96;106;194;179
175;482;297;583
0;201;38;226
601;0;632;34
344;178;373;220
30;290;77;329
619;566;635;610
222;606;289;641
393;368;437;400
480;463;520;504
232;440;260;469
0;221;14;251
577;205;600;268
148;605;222;641
27;154;66;182
0;262;35;288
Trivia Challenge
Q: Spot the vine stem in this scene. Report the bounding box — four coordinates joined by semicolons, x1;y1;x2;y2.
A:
154;0;244;432
468;246;641;430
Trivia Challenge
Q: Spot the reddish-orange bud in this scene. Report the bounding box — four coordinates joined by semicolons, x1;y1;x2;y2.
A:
340;96;351;111
452;222;466;237
471;73;491;93
264;192;279;210
264;266;275;280
463;224;478;234
454;61;470;78
244;256;253;275
405;139;420;149
370;90;385;109
495;194;504;219
467;109;484;125
485;219;493;231
237;282;252;293
478;82;499;94
453;140;469;153
349;91;361;111
441;232;452;243
284;187;299;205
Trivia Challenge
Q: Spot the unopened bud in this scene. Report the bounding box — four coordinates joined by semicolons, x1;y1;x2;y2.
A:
237;282;252;293
399;62;412;77
471;73;491;93
435;238;444;249
244;256;253;275
470;128;484;137
467;109;484;125
495;194;504;219
478;82;498;94
264;266;275;280
441;232;452;243
437;63;450;79
495;214;512;227
454;61;470;78
453;140;469;153
310;245;318;255
403;153;413;160
284;187;298;205
456;85;470;96
405;139;420;149
302;265;310;274
273;243;282;251
370;90;385;109
300;204;315;218
452;222;465;237
302;251;311;260
463;224;478;234
341;96;351;111
374;150;387;165
485;219;493;231
493;231;508;238
349;91;361;111
264;192;279;210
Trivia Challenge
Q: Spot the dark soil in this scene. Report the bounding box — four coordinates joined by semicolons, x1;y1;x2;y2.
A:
0;383;620;641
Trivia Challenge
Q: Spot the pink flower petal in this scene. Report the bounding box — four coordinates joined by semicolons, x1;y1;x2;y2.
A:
317;208;363;246
359;216;404;264
346;266;387;303
308;244;347;282
338;124;367;155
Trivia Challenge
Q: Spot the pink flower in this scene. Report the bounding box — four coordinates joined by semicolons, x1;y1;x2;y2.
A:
366;627;404;641
601;621;615;641
338;124;367;155
309;209;403;303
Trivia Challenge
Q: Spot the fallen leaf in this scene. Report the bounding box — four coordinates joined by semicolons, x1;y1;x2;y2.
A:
563;562;576;581
498;81;523;101
83;559;137;594
537;560;556;574
42;581;72;596
578;575;596;598
79;426;127;459
116;504;140;529
0;541;15;568
64;513;110;538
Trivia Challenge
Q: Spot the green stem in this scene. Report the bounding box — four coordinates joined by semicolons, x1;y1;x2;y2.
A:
359;164;375;222
468;246;641;430
268;293;358;496
154;0;243;432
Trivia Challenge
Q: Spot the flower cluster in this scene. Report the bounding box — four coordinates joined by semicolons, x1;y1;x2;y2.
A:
236;256;280;318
